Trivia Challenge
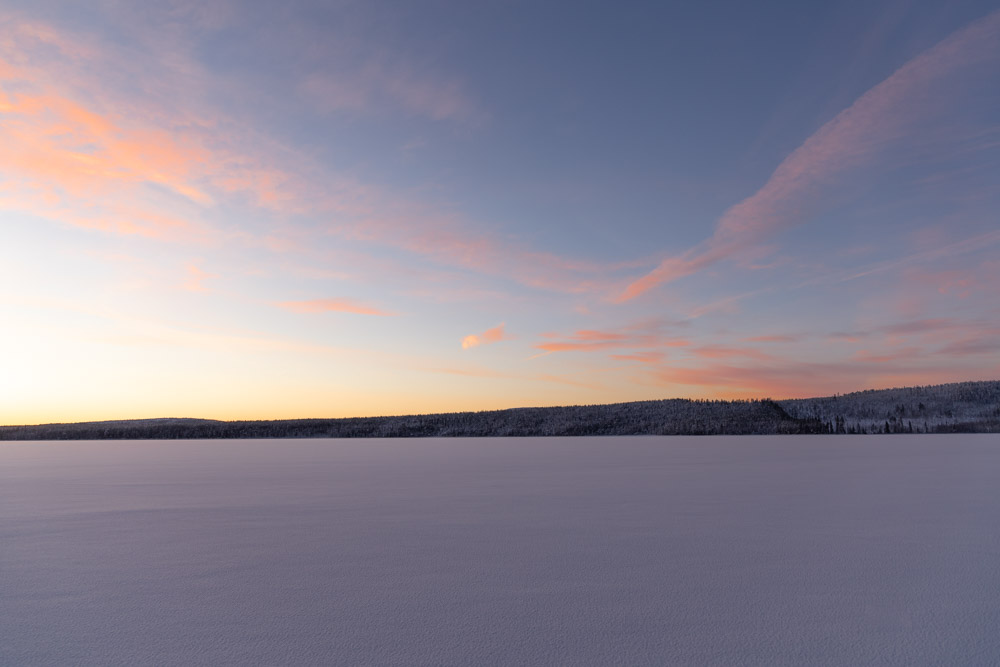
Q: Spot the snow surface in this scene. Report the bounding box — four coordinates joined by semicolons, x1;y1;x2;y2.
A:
1;436;999;665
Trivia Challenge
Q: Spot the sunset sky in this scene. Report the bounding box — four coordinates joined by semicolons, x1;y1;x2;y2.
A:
2;1;999;424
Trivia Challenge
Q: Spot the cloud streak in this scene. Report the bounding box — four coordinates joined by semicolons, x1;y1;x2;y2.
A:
619;9;1000;301
652;357;996;399
462;323;512;349
534;321;690;354
182;263;217;292
302;63;480;123
277;298;394;316
0;12;634;297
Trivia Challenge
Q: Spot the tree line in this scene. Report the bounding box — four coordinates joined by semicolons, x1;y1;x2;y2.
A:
1;381;997;441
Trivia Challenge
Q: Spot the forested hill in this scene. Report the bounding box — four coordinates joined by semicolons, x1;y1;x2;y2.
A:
1;381;997;440
780;380;1000;434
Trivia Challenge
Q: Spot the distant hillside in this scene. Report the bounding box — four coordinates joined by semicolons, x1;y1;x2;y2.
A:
1;381;997;440
780;380;1000;434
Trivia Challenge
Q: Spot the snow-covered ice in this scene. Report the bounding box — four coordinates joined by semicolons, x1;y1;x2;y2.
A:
2;435;998;665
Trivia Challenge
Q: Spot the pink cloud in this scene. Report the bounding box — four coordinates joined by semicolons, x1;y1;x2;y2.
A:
277;298;394;316
689;345;773;361
852;347;925;364
0;28;302;246
652;358;995;399
301;60;480;123
534;321;690;354
825;317;996;353
462;323;512;350
618;9;1000;301
0;13;637;296
796;229;1000;292
880;318;959;336
743;335;797;343
182;263;217;292
0;87;214;231
828;332;867;343
610;351;667;364
338;207;638;294
902;260;998;299
939;335;1000;357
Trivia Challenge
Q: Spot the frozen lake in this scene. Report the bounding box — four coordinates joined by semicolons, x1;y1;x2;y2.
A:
2;435;999;665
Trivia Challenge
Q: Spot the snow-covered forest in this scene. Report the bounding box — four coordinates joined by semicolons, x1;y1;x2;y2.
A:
2;381;997;440
780;380;1000;434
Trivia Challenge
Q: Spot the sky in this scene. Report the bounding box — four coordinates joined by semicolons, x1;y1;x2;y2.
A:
1;0;999;424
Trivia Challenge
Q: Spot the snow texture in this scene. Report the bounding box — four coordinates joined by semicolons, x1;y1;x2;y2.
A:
2;436;999;665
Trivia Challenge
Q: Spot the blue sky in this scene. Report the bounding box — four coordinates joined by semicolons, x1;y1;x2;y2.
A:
1;0;998;423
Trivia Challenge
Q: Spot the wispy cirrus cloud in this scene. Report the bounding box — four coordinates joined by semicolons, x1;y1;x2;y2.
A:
829;317;984;345
532;308;997;398
609;351;667;365
743;335;798;343
182;263;217;292
803;229;1000;288
852;347;925;364
939;334;1000;358
0;11;632;297
277;298;394;316
690;345;773;361
534;320;690;354
0;18;293;244
462;323;512;350
302;64;480;123
652;357;995;399
880;318;960;336
619;9;1000;302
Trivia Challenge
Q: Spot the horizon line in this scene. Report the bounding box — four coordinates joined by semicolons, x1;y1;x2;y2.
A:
2;378;996;429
